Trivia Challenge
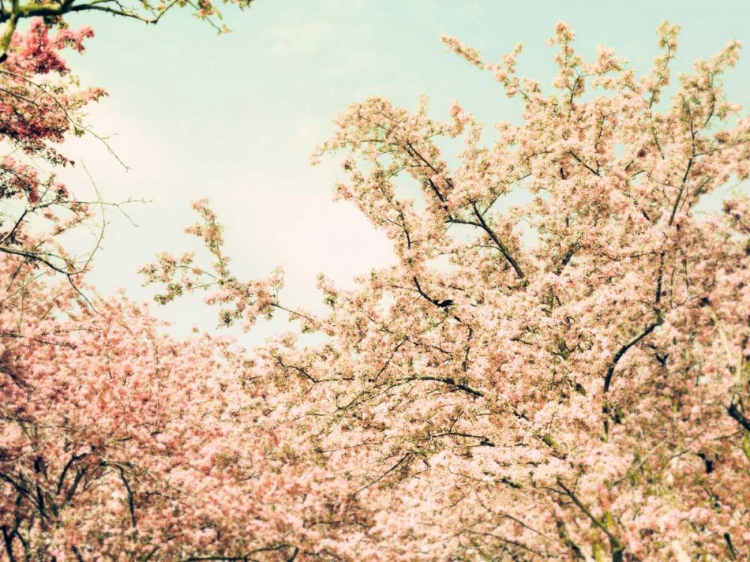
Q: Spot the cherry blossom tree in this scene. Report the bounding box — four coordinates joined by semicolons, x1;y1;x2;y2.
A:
144;22;750;561
0;0;259;285
0;247;378;560
0;17;107;285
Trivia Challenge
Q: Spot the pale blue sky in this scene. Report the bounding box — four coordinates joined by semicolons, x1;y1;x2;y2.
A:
55;0;750;344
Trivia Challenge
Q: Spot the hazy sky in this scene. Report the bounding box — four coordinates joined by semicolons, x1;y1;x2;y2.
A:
53;0;750;345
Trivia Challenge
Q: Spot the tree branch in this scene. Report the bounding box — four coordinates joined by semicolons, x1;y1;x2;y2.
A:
470;201;525;279
727;398;750;432
557;479;625;562
603;314;663;393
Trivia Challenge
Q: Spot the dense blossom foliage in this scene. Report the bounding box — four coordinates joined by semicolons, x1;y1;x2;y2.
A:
0;255;363;560
144;22;750;561
3;15;750;562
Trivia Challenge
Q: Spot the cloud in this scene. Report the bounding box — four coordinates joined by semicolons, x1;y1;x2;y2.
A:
268;20;332;57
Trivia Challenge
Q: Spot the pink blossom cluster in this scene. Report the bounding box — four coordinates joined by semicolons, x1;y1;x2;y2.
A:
0;18;105;278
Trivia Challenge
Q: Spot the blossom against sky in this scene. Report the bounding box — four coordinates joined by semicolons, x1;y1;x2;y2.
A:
56;0;750;344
